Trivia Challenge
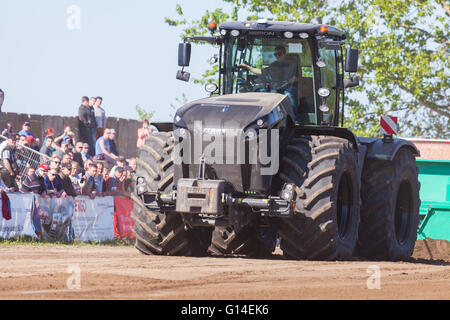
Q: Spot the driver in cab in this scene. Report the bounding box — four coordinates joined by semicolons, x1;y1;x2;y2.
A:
239;46;298;116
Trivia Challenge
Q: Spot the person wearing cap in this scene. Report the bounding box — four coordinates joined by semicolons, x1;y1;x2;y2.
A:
54;140;71;159
26;135;39;151
80;143;91;163
105;166;126;195
54;126;76;147
60;162;77;197
0;134;19;192
20;163;48;195
109;156;126;178
18;121;40;144
95;128;119;165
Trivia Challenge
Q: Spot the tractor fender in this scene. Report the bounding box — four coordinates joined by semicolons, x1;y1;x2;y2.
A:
358;137;420;161
294;126;359;151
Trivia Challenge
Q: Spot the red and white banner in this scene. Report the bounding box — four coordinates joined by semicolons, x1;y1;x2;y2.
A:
71;196;115;241
114;197;135;239
380;116;398;135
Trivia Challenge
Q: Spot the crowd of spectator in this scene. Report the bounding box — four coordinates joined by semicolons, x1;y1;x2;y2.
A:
0;96;138;198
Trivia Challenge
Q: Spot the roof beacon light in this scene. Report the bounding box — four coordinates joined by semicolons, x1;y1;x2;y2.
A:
208;22;217;34
319;26;329;33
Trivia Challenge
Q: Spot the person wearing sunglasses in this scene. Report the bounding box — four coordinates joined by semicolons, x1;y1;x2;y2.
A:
49;155;62;172
45;168;66;197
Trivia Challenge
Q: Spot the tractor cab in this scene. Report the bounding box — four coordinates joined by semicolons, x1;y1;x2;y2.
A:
177;20;359;127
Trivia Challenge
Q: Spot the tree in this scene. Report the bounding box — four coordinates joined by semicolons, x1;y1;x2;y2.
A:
166;0;449;138
135;105;155;122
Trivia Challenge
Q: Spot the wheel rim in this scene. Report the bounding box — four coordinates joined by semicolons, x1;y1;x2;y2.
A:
337;172;353;239
395;180;413;245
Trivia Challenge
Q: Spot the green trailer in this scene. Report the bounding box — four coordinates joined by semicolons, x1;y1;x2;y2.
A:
416;159;450;241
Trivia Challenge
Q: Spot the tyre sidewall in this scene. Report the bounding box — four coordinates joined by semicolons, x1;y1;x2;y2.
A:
387;150;420;260
331;146;360;259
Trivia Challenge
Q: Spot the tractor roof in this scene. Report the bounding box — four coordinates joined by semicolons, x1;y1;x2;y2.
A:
219;20;346;39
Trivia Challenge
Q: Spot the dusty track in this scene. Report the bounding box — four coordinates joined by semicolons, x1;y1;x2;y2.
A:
0;239;449;300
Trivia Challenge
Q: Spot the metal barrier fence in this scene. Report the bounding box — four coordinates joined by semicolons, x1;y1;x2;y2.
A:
0;134;51;185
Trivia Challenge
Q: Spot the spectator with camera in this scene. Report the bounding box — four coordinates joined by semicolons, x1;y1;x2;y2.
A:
1;122;13;138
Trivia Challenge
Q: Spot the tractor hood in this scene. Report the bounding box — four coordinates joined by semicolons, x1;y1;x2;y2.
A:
174;92;293;132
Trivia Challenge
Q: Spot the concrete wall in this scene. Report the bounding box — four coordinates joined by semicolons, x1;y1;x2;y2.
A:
0;112;141;158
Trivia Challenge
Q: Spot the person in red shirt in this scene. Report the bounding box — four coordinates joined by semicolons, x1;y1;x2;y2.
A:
137;119;152;148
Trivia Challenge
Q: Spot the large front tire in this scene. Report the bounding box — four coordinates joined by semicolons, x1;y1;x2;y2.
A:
132;131;212;256
277;136;360;260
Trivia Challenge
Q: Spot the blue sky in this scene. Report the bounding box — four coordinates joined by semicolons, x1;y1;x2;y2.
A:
0;0;237;122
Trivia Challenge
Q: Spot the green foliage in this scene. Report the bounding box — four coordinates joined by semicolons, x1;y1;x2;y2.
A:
166;0;449;138
169;93;188;118
135;104;155;122
0;236;134;247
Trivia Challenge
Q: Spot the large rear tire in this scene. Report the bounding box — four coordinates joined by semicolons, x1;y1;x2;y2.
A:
132;131;212;256
357;148;420;261
277;136;360;260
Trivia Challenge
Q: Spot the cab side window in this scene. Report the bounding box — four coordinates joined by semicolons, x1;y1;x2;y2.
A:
319;47;337;124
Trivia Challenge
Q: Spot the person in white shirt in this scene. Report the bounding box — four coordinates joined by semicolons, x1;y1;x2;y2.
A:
94;96;106;140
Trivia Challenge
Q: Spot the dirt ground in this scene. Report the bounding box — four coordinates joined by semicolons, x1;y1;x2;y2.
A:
0;239;448;300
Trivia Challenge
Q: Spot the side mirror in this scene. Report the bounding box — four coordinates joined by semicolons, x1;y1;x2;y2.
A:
344;75;359;88
178;43;191;67
345;47;358;73
176;70;190;82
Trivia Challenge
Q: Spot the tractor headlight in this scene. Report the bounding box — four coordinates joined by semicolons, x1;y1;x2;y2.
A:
230;29;240;37
284;31;293;38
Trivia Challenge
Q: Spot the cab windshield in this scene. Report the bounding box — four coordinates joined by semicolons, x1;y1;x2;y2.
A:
223;37;317;124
